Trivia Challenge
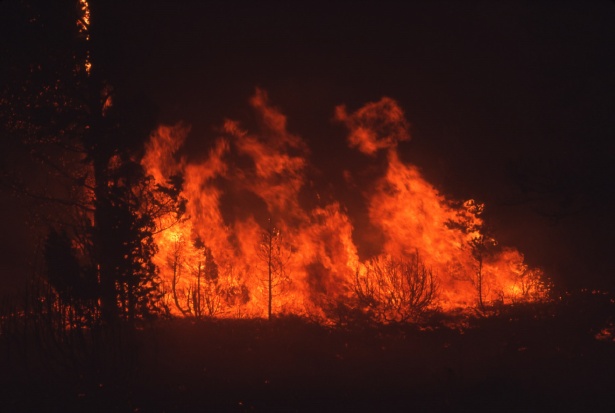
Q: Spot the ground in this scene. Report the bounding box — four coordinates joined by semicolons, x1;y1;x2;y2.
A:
1;292;614;412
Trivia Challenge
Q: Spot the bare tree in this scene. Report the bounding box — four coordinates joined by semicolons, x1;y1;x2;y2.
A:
469;233;494;312
167;235;190;316
354;253;438;323
256;222;291;320
188;243;223;317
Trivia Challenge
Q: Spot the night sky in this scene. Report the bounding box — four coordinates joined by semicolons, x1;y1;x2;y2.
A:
1;1;614;293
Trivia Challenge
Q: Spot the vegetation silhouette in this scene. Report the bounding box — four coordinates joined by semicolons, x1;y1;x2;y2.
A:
0;0;185;323
1;290;614;412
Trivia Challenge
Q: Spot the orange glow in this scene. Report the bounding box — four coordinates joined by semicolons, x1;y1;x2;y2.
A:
78;0;91;32
77;0;92;75
142;91;551;321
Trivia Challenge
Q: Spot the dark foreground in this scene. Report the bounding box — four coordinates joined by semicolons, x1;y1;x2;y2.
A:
1;294;614;412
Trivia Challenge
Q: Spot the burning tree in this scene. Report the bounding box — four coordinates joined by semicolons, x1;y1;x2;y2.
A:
469;232;497;312
189;242;221;317
462;201;497;311
168;234;190;317
257;223;292;320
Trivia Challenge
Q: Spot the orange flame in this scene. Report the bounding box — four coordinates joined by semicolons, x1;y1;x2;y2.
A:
143;91;550;320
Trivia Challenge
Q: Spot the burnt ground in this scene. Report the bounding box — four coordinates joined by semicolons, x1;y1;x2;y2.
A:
1;292;614;413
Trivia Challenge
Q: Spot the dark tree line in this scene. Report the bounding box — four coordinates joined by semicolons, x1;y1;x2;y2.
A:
0;0;184;323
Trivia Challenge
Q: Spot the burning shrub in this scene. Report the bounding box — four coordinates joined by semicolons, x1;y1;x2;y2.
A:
354;253;438;324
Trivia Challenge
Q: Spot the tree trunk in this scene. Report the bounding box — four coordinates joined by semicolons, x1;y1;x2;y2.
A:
477;256;484;312
93;152;119;324
268;232;273;321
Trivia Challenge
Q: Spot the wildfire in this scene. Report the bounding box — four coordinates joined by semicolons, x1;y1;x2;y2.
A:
143;90;550;321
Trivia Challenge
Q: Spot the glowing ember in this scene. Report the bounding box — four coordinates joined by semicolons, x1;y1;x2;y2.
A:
142;90;550;321
77;0;92;75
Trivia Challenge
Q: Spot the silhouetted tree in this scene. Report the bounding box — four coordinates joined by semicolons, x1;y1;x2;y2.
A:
167;235;191;317
447;200;496;312
44;229;95;303
469;233;490;311
1;0;184;323
257;221;291;320
193;243;222;317
463;202;497;312
43;228;98;324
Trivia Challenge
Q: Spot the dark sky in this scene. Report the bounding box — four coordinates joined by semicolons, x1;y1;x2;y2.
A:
2;0;614;293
